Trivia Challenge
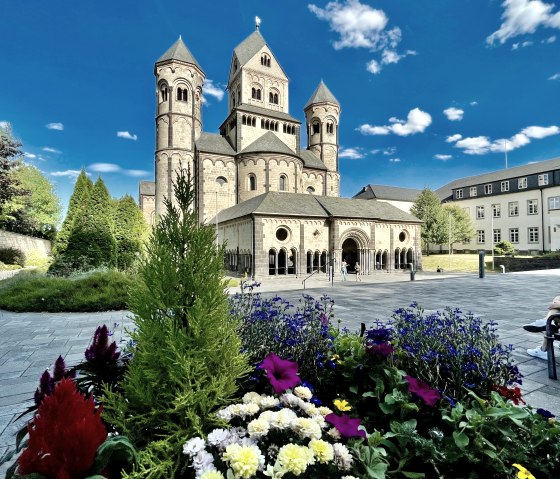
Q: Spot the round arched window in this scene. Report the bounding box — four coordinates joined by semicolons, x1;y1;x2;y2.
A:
399;231;408;242
276;227;289;242
307;186;315;194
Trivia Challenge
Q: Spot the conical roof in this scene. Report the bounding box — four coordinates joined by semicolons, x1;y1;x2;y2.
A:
156;37;202;70
233;31;267;66
304;81;339;109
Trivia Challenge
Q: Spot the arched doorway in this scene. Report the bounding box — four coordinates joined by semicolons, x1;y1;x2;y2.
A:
394;248;400;269
307;251;313;273
288;248;297;275
313;251;320;272
342;238;358;272
382;250;388;270
268;249;277;275
320;251;327;272
407;249;414;267
400;248;406;269
278;249;287;275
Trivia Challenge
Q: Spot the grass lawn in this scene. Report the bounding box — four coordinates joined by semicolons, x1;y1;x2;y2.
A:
421;253;499;273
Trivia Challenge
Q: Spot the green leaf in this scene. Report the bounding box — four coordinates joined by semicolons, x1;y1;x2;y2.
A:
366;462;388;479
452;431;470;449
349;385;358;394
402;472;426;478
90;436;137;474
362;391;375;398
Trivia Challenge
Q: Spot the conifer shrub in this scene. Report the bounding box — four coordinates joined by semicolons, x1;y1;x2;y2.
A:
0;247;25;267
102;167;250;479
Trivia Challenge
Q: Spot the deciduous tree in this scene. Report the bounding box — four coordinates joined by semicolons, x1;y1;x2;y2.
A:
411;188;447;254
443;204;475;253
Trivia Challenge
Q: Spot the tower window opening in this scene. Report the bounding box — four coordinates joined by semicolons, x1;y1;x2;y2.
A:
176;87;187;102
248;175;256;191
242;115;247;125
269;92;279;105
261;54;271;67
160;85;168;102
274;93;278;104
327;122;334;134
252;87;262;100
279;175;287;192
312;122;320;134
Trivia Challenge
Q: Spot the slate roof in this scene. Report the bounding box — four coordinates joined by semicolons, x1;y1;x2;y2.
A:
304;81;340;109
237;104;301;123
435;156;560;199
214;192;421;224
156;37;202;70
196;132;236;156
354;184;422;202
239;131;295;156
233;31;267;66
299;150;326;170
139;181;155;196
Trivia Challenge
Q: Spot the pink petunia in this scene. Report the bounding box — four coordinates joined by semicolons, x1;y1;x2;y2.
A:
404;375;441;407
259;353;301;394
325;413;366;439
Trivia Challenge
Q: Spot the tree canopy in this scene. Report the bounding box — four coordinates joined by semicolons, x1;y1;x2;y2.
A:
410;188;447;253
443;204;475;253
0;124;23;219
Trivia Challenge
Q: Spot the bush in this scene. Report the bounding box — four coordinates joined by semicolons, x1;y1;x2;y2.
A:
24;248;51;269
0;247;25;267
390;303;521;401
494;240;515;256
0;269;136;312
230;281;336;381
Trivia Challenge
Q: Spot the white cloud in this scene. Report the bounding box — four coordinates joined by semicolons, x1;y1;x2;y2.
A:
89;163;121;173
549;72;560;80
50;170;82;179
382;147;396;155
434;154;452;161
443;107;464;121
202;79;225;104
0;121;10;129
370;148;380;154
46;122;64;131
449;124;560;155
544;34;557;42
339;147;365;159
389;158;401;162
24;152;37;159
125;169;150;177
380;49;416;66
470;101;478;106
42;147;62;154
487;0;560;45
366;59;381;74
117;131;138;141
446;134;463;143
358;107;432;137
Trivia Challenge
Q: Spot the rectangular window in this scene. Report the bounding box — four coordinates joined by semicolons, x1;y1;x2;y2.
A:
509;201;519;216
501;180;509;192
528;199;538;215
492;204;501;218
476;206;485;219
509;228;519;243
549;196;560;210
455;189;463;199
518;177;527;189
538;173;549;186
493;229;501;244
477;230;485;244
470;186;477;197
484;184;492;195
528;227;539;243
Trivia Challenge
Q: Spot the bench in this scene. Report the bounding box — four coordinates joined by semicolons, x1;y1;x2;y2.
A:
545;313;560;379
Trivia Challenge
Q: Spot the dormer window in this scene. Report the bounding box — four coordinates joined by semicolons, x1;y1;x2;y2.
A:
261;53;271;67
160;85;168;102
176;87;187;102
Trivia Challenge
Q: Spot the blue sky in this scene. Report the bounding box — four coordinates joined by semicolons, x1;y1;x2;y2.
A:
1;0;559;212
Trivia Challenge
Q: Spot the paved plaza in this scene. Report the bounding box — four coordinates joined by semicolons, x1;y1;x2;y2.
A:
1;269;560;473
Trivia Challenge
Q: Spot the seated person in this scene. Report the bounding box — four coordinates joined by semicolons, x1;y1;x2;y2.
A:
525;295;560;360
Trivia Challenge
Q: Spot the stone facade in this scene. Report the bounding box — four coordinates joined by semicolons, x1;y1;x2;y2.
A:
0;231;51;260
141;27;423;278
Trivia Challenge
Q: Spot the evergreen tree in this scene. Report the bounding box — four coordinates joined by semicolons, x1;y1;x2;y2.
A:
113;195;147;270
0;123;23;219
411;188;447;254
54;169;93;254
443;204;475;253
103;167;250;479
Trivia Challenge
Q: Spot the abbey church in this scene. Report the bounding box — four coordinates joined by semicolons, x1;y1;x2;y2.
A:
139;26;422;278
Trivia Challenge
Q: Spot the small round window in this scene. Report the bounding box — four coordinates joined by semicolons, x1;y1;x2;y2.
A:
276;227;289;242
399;231;407;242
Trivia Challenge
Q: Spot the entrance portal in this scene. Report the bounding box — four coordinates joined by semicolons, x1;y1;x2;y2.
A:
341;238;358;272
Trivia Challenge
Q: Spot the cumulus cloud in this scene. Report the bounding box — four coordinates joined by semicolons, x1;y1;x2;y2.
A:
434;154;452;161
443;107;464;121
308;0;413;74
42;147;62;154
88;162;150;178
24;152;37;159
51;170;82;179
357;108;432;137
487;0;560;45
202;79;225;104
544;34;557;42
448;124;559;155
117;131;138;141
389;158;401;162
549;72;560;80
0;121;9;129
339;147;365;159
46;122;64;131
446;134;463;143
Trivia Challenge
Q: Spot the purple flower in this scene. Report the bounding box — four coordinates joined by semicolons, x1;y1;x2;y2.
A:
366;327;392;343
325;413;366;439
259;353;301;394
34;356;75;406
85;325;120;363
366;340;394;357
404;375;441;407
536;408;555;419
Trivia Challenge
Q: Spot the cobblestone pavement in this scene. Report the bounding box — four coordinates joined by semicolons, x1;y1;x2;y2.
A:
1;270;560;473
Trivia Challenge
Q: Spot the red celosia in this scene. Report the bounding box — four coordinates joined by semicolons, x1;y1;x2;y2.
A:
493;384;526;405
18;378;107;479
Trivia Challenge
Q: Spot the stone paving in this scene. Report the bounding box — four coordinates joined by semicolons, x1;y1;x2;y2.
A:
1;269;560;474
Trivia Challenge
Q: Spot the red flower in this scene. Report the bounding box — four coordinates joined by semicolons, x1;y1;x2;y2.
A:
404;375;441;407
18;378;107;479
260;353;301;394
493;384;526;405
325;413;366;438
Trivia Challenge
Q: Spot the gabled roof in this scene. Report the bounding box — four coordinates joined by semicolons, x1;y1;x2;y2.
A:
354;184;422;202
196;132;236;156
213;192;421;224
156;37;202;70
233;31;267;67
304;81;339;109
240;131;295;156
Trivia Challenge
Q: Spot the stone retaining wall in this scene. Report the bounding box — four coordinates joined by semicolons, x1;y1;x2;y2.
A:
0;230;51;261
497;256;560;272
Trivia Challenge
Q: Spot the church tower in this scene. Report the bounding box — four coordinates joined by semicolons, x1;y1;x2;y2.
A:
304;81;341;197
154;37;205;216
